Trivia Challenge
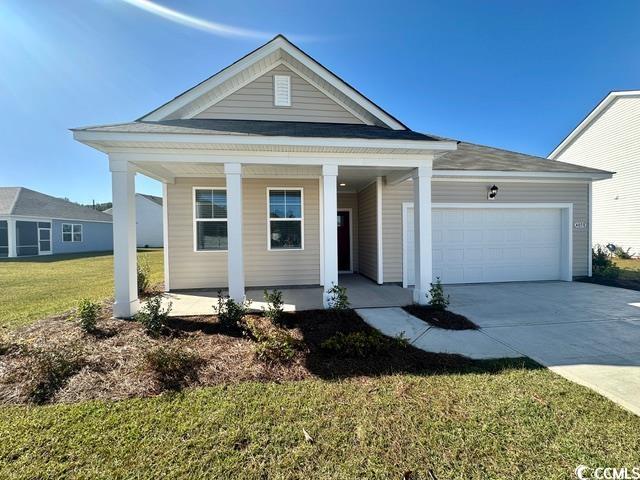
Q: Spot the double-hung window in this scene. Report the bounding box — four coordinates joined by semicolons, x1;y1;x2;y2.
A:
268;188;303;250
62;223;82;242
194;188;227;251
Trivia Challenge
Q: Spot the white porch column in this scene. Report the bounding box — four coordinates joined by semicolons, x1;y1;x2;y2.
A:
322;164;338;308
7;219;16;258
110;159;139;318
412;165;433;304
162;182;170;292
225;163;245;302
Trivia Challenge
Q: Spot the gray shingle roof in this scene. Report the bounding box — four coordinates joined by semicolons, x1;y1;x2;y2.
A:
0;187;113;222
74;119;440;141
74;119;611;176
434;140;612;174
139;193;163;206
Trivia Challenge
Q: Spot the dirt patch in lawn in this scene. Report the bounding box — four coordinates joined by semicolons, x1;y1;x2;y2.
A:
0;304;520;405
402;305;479;330
577;276;640;292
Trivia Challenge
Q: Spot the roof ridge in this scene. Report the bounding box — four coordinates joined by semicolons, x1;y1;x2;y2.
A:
8;187;23;215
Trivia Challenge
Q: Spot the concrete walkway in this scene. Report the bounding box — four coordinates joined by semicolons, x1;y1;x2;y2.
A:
357;307;522;360
362;281;640;416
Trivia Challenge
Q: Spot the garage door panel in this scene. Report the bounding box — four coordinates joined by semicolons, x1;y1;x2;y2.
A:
405;206;564;285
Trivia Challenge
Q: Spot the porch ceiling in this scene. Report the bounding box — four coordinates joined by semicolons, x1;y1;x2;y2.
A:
133;161;413;192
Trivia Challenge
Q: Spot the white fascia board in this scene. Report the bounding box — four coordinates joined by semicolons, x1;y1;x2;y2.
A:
73;130;457;152
548;90;640;159
433;169;613;181
2;214;112;224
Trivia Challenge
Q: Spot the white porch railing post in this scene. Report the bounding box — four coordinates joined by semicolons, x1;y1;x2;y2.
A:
109;158;139;318
412;165;433;305
322;164;338;308
225;163;245;302
7;219;16;258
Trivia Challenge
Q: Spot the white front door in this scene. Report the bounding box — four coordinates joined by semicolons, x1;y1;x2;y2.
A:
404;206;565;285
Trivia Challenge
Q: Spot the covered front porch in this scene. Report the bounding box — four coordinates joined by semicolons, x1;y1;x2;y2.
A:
163;274;413;316
74;125;456;318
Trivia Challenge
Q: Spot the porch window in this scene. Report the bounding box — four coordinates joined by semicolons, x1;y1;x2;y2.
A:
62;223;82;242
194;188;227;251
268;188;303;250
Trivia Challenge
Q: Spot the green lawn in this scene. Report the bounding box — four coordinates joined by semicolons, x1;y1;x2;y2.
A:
614;258;640;280
1;363;639;479
0;250;163;331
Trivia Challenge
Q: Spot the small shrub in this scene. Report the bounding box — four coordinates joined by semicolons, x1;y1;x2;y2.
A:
243;317;297;364
254;334;297;364
263;289;285;325
427;278;450;311
144;346;202;390
592;245;620;279
76;298;100;332
215;292;250;330
23;346;85;404
135;295;172;335
137;255;151;295
326;283;350;310
321;330;404;358
614;246;634;260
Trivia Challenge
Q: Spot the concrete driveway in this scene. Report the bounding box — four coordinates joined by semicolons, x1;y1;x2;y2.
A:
448;281;640;416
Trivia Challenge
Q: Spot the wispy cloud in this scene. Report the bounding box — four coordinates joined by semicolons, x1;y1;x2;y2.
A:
120;0;289;41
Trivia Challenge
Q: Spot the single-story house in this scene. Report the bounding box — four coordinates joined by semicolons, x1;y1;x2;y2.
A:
72;35;612;318
549;90;639;254
0;187;113;257
105;193;164;248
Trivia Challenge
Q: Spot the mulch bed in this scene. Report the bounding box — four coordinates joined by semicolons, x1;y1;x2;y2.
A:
0;305;480;405
402;305;479;330
576;276;640;292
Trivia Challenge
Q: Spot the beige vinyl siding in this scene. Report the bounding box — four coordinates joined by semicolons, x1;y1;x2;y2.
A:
553;95;640;252
167;177;319;290
195;64;363;124
337;193;359;272
381;180;590;283
357;182;378;281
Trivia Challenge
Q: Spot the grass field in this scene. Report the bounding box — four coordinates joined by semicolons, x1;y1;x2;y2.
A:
614;258;640;280
0;250;163;331
1;363;639;479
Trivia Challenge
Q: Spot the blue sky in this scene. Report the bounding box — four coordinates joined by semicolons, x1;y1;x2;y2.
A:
1;0;638;204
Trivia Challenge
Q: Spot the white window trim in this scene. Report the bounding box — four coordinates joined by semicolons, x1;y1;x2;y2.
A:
61;223;83;243
266;187;304;251
192;186;228;253
37;222;52;255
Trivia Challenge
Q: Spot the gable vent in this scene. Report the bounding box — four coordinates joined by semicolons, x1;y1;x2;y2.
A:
273;75;291;107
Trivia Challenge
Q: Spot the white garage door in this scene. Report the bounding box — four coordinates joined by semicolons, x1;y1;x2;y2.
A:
405;206;564;285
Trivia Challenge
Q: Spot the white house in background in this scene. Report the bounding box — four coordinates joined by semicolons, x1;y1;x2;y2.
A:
72;34;612;318
105;193;164;248
549;90;640;255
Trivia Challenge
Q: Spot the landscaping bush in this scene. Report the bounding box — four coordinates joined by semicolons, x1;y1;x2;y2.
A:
76;298;100;333
614;246;635;260
428;277;450;311
22;345;85;404
326;283;349;310
592;245;620;279
321;330;407;358
243;316;298;364
263;289;284;325
215;292;250;330
135;295;172;335
137;255;151;295
143;346;202;390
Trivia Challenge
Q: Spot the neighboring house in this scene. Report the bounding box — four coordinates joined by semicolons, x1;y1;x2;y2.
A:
105;193;164;248
549;90;640;255
73;35;612;318
0;187;113;258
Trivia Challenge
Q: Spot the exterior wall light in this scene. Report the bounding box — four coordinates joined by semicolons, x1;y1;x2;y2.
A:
488;185;499;200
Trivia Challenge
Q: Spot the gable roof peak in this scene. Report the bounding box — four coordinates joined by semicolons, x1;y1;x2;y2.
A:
139;35;407;130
